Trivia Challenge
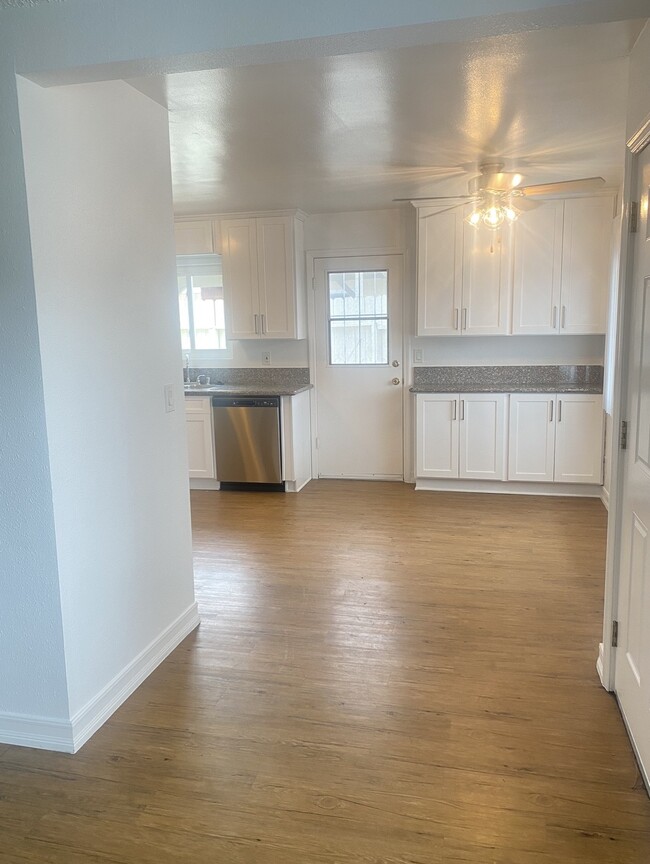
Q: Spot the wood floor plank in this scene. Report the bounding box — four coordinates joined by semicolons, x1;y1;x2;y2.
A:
0;481;648;862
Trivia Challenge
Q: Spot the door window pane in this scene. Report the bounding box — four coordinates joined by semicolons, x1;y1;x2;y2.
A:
328;271;388;365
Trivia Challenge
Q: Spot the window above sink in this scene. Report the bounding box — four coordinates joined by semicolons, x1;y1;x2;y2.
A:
177;254;232;361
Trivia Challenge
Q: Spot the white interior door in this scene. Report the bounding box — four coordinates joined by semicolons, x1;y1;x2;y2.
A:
314;255;403;479
615;144;650;782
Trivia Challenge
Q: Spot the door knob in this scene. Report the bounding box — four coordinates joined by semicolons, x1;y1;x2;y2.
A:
392;378;401;385
392;360;400;367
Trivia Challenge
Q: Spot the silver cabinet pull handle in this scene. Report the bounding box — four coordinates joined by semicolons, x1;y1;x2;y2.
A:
552;306;558;329
254;314;259;334
261;314;266;334
452;400;457;421
561;306;567;330
558;399;562;422
549;400;554;422
460;399;465;421
462;308;468;331
454;308;459;331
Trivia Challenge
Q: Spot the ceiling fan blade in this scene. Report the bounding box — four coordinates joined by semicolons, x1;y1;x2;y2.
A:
520;177;605;197
392;195;476;202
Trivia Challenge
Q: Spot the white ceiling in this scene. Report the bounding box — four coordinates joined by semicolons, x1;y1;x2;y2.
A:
128;18;644;216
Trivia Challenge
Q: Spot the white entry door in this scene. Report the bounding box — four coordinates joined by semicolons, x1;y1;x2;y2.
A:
314;255;403;479
615;143;650;780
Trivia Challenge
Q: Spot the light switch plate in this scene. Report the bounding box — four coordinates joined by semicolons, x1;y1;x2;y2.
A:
164;383;175;413
413;348;423;364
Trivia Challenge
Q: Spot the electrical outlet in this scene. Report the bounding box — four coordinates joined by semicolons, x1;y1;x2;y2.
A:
263;351;271;365
164;383;175;413
413;348;423;364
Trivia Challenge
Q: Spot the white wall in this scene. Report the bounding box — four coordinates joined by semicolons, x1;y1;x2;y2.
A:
0;60;70;727
188;339;308;369
18;78;197;725
626;21;650;140
304;206;606;480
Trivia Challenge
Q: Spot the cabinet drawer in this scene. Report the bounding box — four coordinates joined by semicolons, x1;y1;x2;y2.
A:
185;396;212;414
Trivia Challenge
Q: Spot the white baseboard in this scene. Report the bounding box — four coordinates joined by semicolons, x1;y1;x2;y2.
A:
414;478;603;497
601;486;610;510
0;712;74;753
0;602;200;754
70;602;200;752
596;642;606;688
286;476;312;492
189;478;220;490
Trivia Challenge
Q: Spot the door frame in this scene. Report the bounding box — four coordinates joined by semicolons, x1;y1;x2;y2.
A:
600;113;650;700
306;247;405;480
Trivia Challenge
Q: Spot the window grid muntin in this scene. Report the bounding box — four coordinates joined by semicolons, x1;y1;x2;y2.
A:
327;269;389;366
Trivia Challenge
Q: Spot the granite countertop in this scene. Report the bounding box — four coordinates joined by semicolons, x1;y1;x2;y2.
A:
409;365;604;394
183;367;311;398
185;383;312;397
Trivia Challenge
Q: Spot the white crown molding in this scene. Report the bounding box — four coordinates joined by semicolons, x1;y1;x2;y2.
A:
627;112;650;154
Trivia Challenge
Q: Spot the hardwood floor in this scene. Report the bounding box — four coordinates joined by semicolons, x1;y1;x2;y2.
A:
1;481;649;862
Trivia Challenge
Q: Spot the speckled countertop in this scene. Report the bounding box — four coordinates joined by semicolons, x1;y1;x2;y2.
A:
184;367;311;397
409;365;603;394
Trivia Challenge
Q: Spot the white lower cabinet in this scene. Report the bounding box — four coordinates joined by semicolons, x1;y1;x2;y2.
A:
185;397;216;479
508;393;603;484
416;393;507;480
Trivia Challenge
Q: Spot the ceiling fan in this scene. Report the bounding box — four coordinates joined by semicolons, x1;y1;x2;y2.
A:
395;161;606;229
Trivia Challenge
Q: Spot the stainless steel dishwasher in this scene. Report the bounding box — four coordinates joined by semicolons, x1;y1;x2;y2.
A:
211;396;283;488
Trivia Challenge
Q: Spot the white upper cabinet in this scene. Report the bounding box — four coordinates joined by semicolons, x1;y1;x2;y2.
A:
174;220;219;256
416;207;509;336
462;225;510;335
512;201;564;335
512;195;613;335
417;208;463;335
221;218;259;339
560;197;612;334
221;213;305;340
417;194;613;336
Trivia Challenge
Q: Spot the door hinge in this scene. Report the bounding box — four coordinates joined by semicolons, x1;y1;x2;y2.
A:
612;619;619;648
620;420;628;450
630;201;639;234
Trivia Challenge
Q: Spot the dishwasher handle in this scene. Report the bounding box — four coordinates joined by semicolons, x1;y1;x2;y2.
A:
212;396;280;409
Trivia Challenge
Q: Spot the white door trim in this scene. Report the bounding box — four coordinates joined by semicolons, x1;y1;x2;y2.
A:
306;248;405;480
600;127;649;691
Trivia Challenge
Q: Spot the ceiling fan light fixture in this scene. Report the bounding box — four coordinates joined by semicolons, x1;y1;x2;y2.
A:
483;206;505;228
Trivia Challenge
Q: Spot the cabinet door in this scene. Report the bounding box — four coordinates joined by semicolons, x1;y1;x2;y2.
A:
554;394;604;483
508;394;556;482
174;220;214;255
221;218;259;339
459;393;507;480
416;208;463;335
461;222;510;335
560;196;613;334
256;216;296;339
512;200;564;334
416;394;459;478
185;399;216;479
